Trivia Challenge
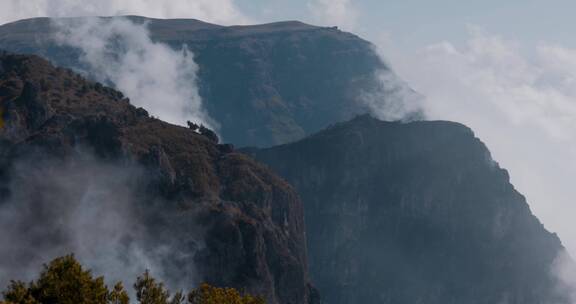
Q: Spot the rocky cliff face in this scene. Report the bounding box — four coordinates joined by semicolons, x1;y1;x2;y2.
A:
246;115;568;304
0;52;318;304
0;16;386;147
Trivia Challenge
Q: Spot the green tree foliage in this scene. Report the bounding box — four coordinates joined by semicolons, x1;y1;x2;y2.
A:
1;255;264;304
134;270;184;304
108;283;129;304
188;283;264;304
3;255;111;304
2;281;38;304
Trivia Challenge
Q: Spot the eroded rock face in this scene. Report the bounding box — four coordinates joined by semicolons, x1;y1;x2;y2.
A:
0;52;317;304
0;16;388;147
246;115;569;304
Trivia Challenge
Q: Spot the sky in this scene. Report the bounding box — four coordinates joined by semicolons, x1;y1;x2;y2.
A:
1;0;576;255
236;0;576;47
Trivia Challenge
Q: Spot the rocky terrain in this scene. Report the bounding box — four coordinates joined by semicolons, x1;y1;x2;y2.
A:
246;115;569;304
0;52;318;304
0;16;390;147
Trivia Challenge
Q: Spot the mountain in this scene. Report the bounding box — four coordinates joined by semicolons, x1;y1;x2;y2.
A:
245;115;569;304
1;16;569;304
0;16;389;147
0;52;318;304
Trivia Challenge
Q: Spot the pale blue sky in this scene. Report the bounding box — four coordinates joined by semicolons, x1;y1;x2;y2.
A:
237;0;576;49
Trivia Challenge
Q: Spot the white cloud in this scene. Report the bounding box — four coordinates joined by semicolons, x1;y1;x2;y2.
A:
0;0;249;130
0;0;250;26
55;17;217;129
0;152;203;292
419;29;576;139
552;250;576;303
307;0;358;30
377;28;576;258
360;69;424;121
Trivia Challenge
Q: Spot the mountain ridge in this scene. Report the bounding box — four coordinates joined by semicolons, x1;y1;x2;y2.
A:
245;114;569;304
0;16;388;147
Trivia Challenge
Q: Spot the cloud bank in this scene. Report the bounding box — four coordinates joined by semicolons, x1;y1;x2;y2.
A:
54;17;216;129
0;0;250;26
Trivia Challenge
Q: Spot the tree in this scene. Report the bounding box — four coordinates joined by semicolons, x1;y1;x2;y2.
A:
108;283;129;304
1;255;124;304
1;255;264;304
187;283;265;304
198;125;219;143
33;255;109;304
2;281;37;304
2;255;111;304
133;271;185;304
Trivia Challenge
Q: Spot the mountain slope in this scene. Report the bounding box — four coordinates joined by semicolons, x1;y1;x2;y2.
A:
0;16;388;147
0;52;318;304
245;115;568;304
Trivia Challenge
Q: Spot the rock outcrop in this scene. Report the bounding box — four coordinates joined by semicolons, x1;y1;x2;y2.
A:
0;52;317;304
246;115;568;304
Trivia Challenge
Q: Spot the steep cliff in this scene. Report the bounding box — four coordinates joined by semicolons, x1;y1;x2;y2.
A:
0;52;318;304
246;115;568;304
0;16;387;147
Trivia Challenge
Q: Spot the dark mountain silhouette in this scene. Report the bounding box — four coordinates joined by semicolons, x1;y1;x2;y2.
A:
245;114;570;304
0;52;318;304
0;16;391;147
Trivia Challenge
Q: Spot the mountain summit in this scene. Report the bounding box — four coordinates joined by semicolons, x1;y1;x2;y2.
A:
246;114;569;304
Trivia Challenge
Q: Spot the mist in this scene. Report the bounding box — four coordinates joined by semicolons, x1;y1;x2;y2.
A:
360;68;424;121
373;28;576;257
0;149;203;292
54;17;216;129
0;0;222;292
365;27;576;302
